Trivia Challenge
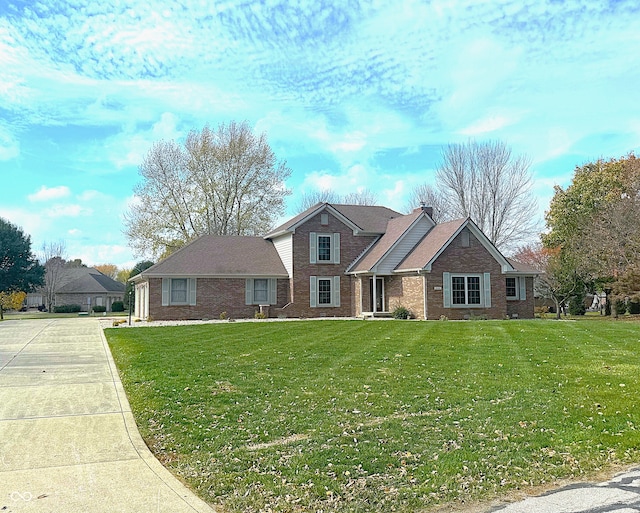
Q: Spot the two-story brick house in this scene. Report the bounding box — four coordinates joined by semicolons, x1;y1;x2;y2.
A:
131;203;537;320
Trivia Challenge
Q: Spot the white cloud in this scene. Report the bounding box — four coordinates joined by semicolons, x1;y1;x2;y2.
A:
76;190;107;202
460;115;515;136
71;243;134;268
46;204;92;218
28;185;71;202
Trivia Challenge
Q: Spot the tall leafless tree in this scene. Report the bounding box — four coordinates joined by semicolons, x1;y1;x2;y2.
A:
343;188;378;206
124;121;291;258
403;183;449;223
436;140;538;251
39;241;68;312
294;188;378;214
295;190;342;213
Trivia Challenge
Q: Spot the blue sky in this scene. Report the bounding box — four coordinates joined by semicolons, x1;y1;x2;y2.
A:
1;0;639;269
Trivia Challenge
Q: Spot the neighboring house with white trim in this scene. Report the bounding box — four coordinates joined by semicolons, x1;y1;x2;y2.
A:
130;203;537;320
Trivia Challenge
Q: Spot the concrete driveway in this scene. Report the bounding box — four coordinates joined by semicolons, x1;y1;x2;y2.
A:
0;318;215;513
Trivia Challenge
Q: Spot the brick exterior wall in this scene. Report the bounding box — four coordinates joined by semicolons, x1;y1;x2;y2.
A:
506;277;535;319
427;228;507;320
143;218;535;321
285;212;377;318
55;293;124;312
148;277;290;321
388;275;424;319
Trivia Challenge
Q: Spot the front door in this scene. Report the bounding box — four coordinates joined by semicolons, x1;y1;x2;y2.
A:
369;277;385;312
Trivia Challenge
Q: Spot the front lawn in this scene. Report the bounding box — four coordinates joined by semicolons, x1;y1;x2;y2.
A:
105;320;640;512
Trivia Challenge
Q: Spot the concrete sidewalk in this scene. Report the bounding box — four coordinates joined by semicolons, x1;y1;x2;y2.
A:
0;318;215;513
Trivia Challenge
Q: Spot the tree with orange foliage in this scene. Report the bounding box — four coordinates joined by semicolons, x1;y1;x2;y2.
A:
95;264;119;280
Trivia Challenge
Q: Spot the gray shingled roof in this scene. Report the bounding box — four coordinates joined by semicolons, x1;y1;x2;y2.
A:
139;235;288;277
507;258;540;274
266;203;402;237
57;268;125;294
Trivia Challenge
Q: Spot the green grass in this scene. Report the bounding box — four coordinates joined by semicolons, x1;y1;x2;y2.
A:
105;320;640;512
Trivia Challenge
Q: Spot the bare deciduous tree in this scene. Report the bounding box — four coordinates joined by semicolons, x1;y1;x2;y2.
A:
124;121;292;258
295;190;342;213
343;189;378;206
403;183;449;223
436;140;538;251
295;188;378;214
39;241;68;312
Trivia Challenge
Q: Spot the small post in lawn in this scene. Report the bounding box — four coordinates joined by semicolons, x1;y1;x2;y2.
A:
128;289;132;326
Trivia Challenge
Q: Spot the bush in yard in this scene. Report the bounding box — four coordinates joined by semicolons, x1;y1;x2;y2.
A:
614;299;627;316
111;301;125;312
92;305;107;313
392;305;411;319
628;301;640;314
54;304;82;313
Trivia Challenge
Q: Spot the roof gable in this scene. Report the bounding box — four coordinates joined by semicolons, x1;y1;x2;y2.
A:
348;209;435;273
396;218;515;273
138;235;288;278
265;203;402;238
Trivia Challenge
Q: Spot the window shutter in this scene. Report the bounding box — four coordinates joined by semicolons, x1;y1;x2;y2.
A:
269;278;277;305
245;279;253;305
162;278;170;306
519;277;527;301
333;233;340;264
189;278;197;306
333;276;341;307
310;276;317;307
483;273;492;308
442;272;451;308
309;232;317;264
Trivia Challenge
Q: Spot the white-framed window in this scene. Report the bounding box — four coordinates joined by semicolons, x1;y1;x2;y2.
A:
309;232;340;264
245;278;277;305
254;279;268;303
443;272;491;308
171;278;188;303
452;275;481;305
162;278;197;306
318;235;332;261
310;276;341;307
506;277;527;301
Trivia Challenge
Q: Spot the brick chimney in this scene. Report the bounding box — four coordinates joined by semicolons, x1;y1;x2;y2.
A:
419;201;434;218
